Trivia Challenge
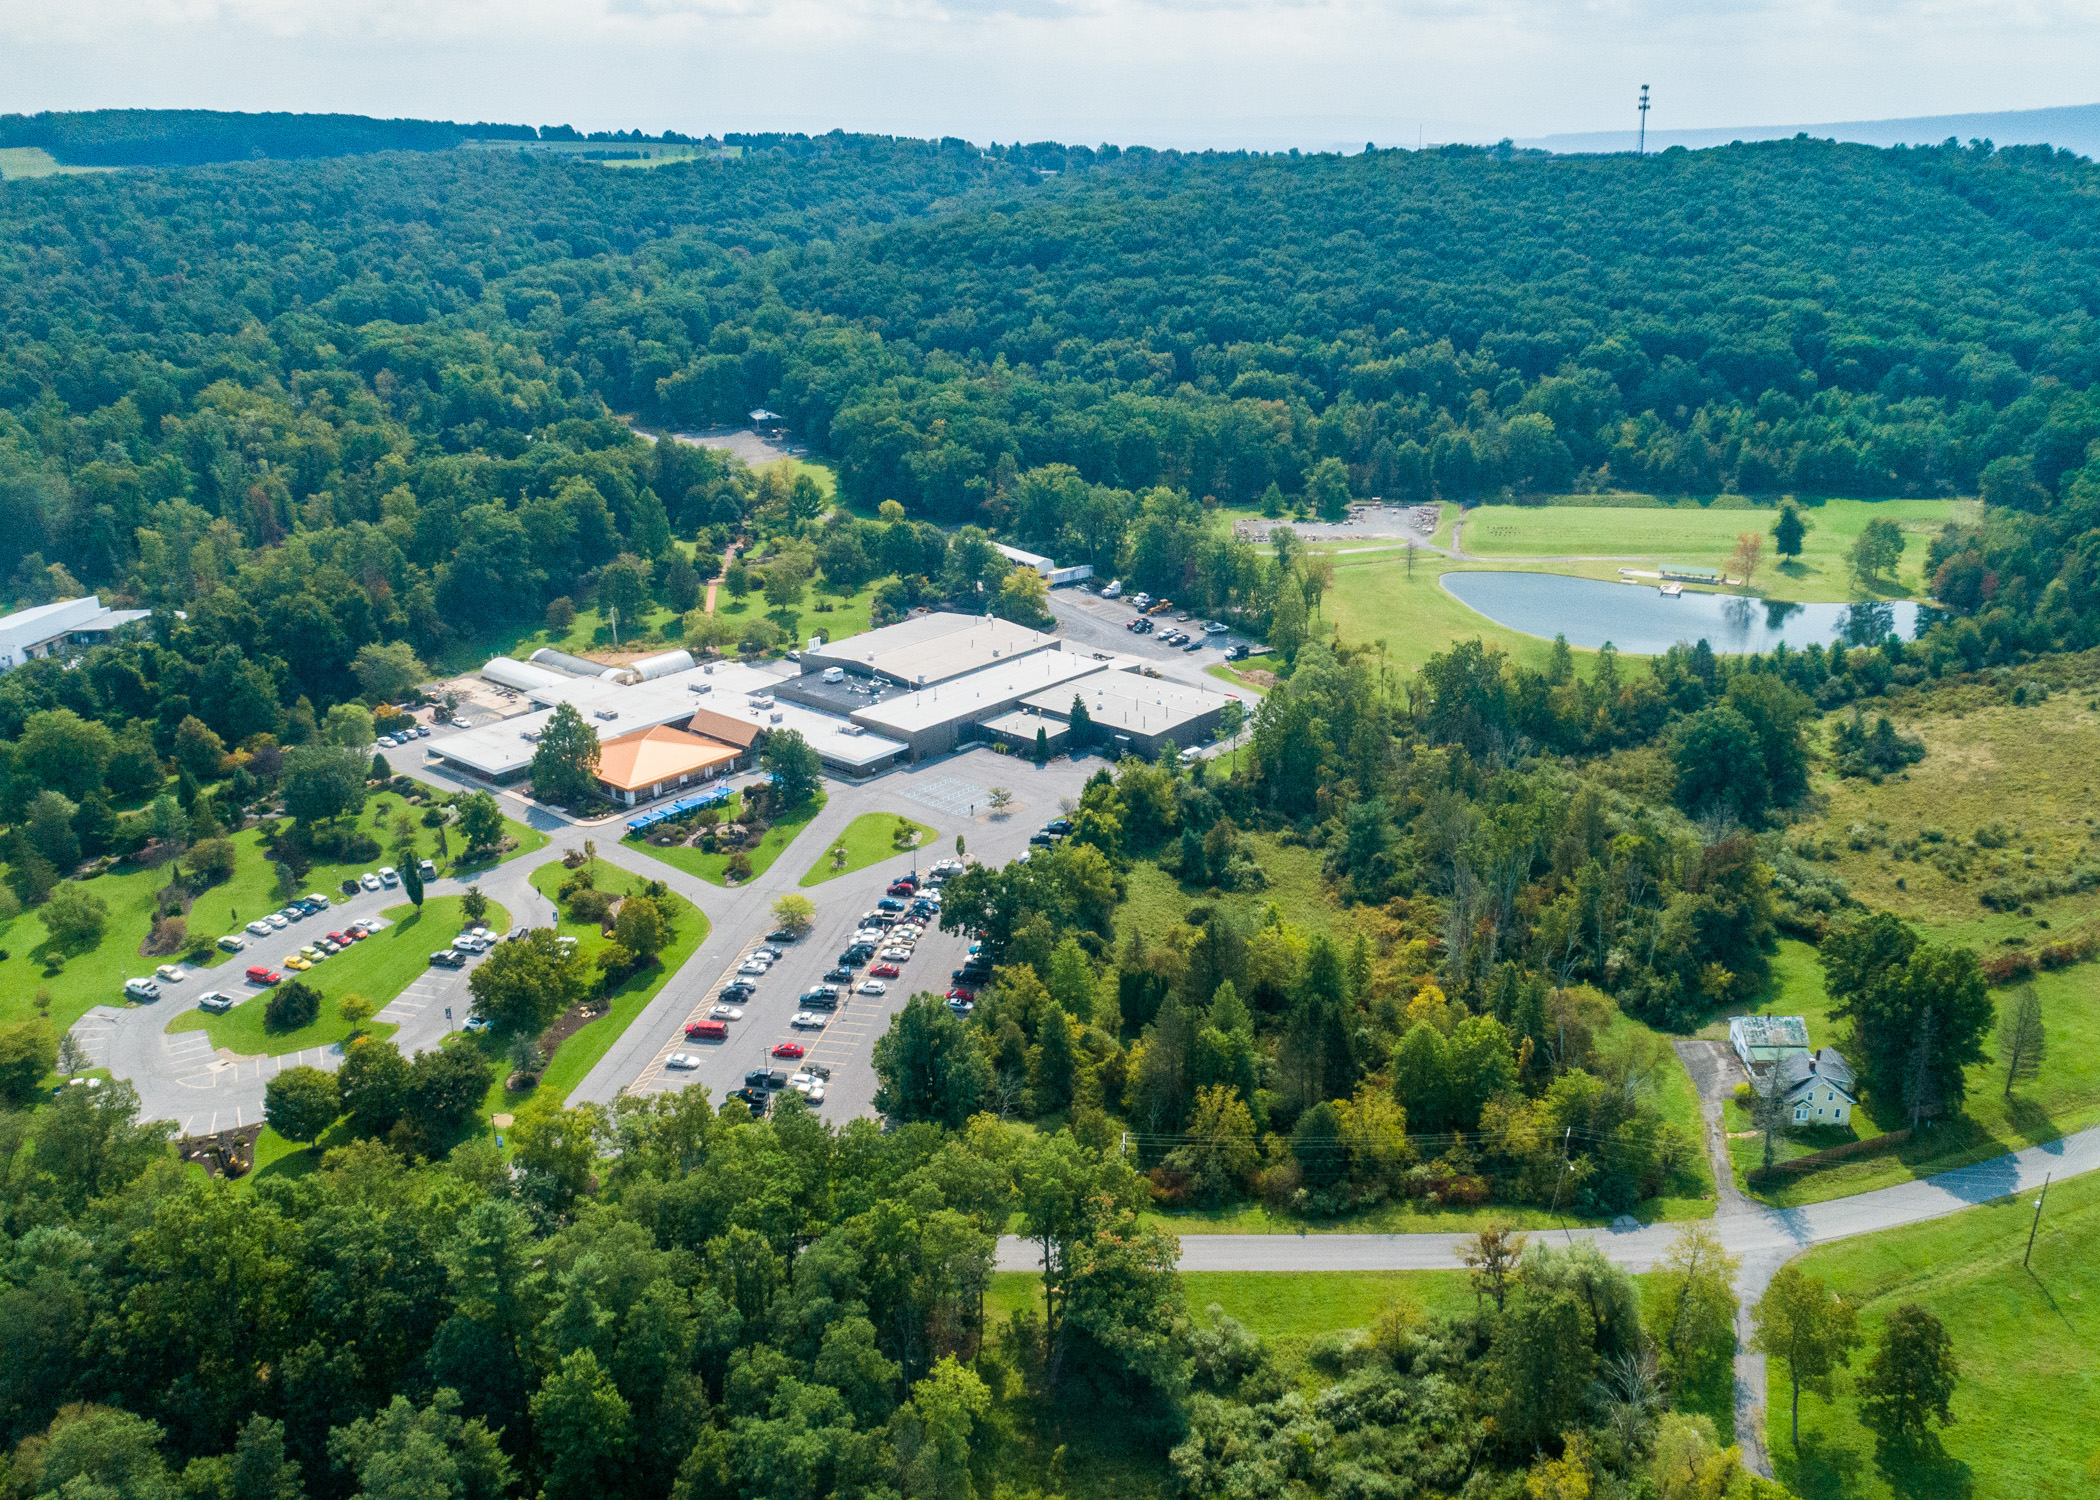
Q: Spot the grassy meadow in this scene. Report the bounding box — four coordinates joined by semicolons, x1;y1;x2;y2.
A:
799;811;939;887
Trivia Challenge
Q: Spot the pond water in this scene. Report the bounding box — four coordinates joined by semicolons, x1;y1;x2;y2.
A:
1441;571;1926;656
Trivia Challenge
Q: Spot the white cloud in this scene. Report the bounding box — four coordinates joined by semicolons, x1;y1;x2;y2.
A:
1;0;2095;148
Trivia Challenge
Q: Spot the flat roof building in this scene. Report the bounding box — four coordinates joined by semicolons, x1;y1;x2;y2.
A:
993;543;1095;587
0;596;151;670
803;612;1060;687
849;650;1111;759
1728;1015;1811;1074
1021;672;1238;759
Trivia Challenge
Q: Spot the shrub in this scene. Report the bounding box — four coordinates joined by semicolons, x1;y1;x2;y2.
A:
265;980;323;1032
566;888;617;925
41;883;109;950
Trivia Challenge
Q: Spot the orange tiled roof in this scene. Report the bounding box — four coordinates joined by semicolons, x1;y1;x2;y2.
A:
593;725;739;791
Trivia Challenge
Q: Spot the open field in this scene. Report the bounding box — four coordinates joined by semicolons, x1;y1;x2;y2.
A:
1320;552;1581;676
798;811;938;886
1791;692;2100;926
456;140;733;169
1769;1167;2100;1500
165;895;501;1056
1709;940;2100;1206
0;147;113;179
1116;832;1366;946
627;789;826;886
0;810;542;1036
517;859;708;1103
988;1268;1478;1335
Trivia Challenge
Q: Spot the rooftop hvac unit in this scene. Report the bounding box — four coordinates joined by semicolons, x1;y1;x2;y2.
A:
688;682;712;694
520;729;541;742
840;724;865;736
769;712;784;724
593;709;619;721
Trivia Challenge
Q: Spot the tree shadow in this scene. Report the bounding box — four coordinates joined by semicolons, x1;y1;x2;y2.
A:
2001;1092;2058;1145
1783;1430;1866;1500
1778;559;1810;578
1876;1433;1973;1500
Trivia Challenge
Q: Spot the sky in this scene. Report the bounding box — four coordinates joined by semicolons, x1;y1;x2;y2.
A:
3;0;2097;151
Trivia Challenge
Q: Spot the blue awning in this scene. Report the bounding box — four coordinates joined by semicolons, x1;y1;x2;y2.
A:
623;782;738;832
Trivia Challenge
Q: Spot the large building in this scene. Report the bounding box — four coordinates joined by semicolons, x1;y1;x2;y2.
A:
1020;672;1234;759
593;725;744;806
801;613;1061;687
0;596;152;670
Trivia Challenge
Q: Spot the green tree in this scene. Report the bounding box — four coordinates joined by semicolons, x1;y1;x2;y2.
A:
405;1041;495;1149
1649;1226;1740;1394
872;995;993;1127
1771;501;1808;560
1820;913;1993;1114
1162;1084;1259;1204
339;993;376;1036
770;892;816;935
171;715;229;780
42;883;109;950
402;859;425;909
1067;693;1093;749
612;894;669;963
0;1017;59;1106
337;1037;413;1138
890;1356;989;1500
1751;1265;1862;1450
281;744;369;824
17;709;117;802
597;554;652;639
180;1415;303;1500
1488;1288;1597;1451
530;703;602;808
530;1349;631;1500
461;885;490;924
327;1390;512;1500
1850;516;1905;586
1857;1303;1958;1459
759;729;822;808
264;980;322;1033
26;789;82;874
321;702;377;750
455;793;504;855
1306;456;1352;522
263;1065;340;1145
351;641;428;703
468;929;588;1035
1671;701;1769;822
992;566;1049;625
12;1403;176;1500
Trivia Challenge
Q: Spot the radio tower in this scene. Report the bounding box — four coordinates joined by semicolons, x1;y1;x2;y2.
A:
1638;85;1651;155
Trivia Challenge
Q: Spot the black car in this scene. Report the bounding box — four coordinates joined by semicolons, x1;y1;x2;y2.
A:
765;928;799;943
1029;831;1055;846
744;1069;773;1090
765;1068;790;1090
839;948;873;967
801;992;839;1010
824;966;855;983
721;981;757;1001
1045;817;1073;834
877;897;906;913
727;1087;770;1113
954;965;993;984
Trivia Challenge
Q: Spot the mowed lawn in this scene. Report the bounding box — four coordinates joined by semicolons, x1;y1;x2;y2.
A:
629;790;825;886
799;811;937;886
513;859;708;1104
1711;940;2100;1206
988;1269;1479;1336
1457;497;1967;603
1769;1168;2100;1500
0;810;543;1038
165;895;504;1056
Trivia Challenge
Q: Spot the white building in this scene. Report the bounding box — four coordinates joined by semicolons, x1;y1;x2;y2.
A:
992;543;1094;587
0;596;151;670
1727;1014;1811;1072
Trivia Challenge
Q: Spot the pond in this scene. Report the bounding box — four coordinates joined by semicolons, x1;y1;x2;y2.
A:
1441;571;1927;656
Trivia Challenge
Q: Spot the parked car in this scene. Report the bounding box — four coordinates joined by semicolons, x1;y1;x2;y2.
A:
245;920;274;937
279;905;305;922
790;1077;826;1104
710;1004;745;1021
376;736;398;749
664;1052;702;1070
737;958;770;976
303;893;332;909
856;980;887;996
824;967;855;983
947;986;976;1002
685;1020;729;1041
360;872;383;891
346;921;371;938
155;963;186;983
283;955;311;972
266;913;290;930
1204;620;1230;634
378;867;399;887
946;997;975;1015
197;991;235;1014
878;947;913;963
419;859;438;882
430;950;466;968
1029;831;1055;847
727;1087;769;1113
771;1041;806;1060
720;981;757;1001
1102;579;1123;598
416;725;431;738
1184;639;1206;653
1046;817;1073;834
316;939;341;954
869;961;901;978
300;945;323;961
244;966;282;986
765;928;800;943
218;934;246;953
124;977;162;1002
464;1015;491;1032
790;1011;828;1029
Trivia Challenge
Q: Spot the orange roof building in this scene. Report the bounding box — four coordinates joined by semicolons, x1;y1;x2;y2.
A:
592;725;742;805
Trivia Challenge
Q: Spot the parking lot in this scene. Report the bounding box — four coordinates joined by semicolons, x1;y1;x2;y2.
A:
1046;588;1259;686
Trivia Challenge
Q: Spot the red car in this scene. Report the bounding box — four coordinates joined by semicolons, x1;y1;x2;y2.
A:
326;931;350;946
887;882;915;897
685;1020;728;1040
771;1041;806;1060
869;961;901;978
946;986;976;1002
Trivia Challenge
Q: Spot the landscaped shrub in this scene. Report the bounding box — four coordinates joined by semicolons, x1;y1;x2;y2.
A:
265;979;323;1032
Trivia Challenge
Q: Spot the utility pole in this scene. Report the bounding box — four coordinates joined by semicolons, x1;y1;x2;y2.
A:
1638;85;1651;155
2025;1172;2052;1267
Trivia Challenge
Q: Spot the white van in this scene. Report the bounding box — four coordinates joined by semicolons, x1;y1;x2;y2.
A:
821;666;846;684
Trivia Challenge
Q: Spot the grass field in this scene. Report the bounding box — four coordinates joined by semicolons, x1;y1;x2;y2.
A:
1790;693;2100;927
627;790;825;886
1321;552;1579;677
1768;1169;2100;1500
1709;940;2100;1206
1456;498;1968;604
1116;832;1366;946
0;809;543;1038
798;811;938;886
165;895;503;1056
0;147;113;179
514;859;708;1104
988;1268;1479;1336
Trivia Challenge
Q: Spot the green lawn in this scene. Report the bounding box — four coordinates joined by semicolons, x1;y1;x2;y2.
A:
988;1268;1479;1336
1710;939;2100;1207
165;896;505;1057
1457;497;1967;604
1769;1168;2100;1500
627;790;826;886
0;808;541;1038
799;811;938;886
1116;833;1366;947
512;859;709;1104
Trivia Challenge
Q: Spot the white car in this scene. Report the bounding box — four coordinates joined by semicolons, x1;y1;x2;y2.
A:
265;913;289;930
878;947;913;963
416;725;431;738
360;873;383;891
789;1074;826;1103
245;920;274;937
710;1004;744;1021
155;964;186;983
855;979;887;996
664;1052;702;1070
218;934;246;953
123;977;162;1002
197;991;236;1014
1203;620;1230;634
379;867;399;887
377;735;398;749
737;958;771;976
790;1011;828;1029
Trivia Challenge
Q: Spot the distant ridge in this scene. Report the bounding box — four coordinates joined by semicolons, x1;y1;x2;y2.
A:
1519;101;2100;159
